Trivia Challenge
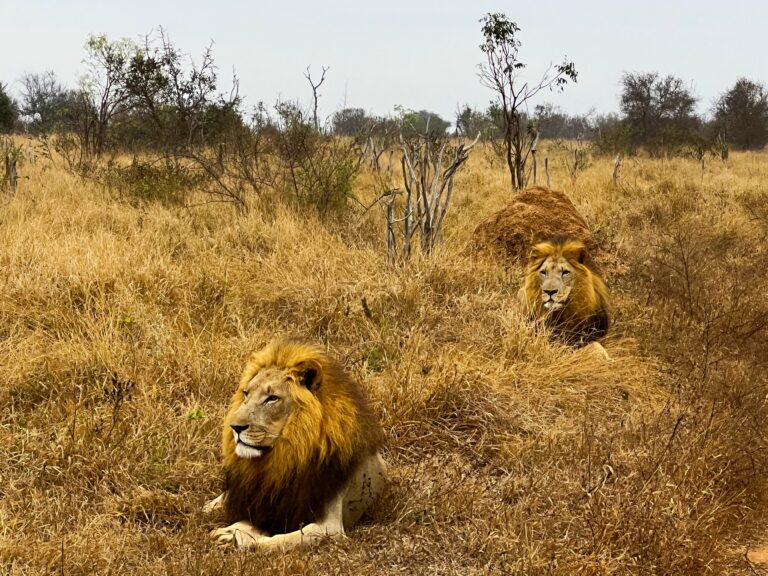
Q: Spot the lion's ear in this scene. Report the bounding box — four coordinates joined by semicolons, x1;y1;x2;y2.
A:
293;359;323;392
572;245;587;264
573;246;587;264
560;241;587;264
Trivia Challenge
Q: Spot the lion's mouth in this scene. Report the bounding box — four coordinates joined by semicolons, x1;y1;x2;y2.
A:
234;437;273;459
240;439;271;451
543;300;564;311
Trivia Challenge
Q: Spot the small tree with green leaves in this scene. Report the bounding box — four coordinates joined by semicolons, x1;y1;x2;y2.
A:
81;34;137;158
478;13;577;190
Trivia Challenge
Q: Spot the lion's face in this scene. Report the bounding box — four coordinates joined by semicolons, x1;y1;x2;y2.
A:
226;367;299;459
536;255;576;311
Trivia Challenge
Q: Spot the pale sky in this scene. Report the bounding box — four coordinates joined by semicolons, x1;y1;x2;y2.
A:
2;0;766;122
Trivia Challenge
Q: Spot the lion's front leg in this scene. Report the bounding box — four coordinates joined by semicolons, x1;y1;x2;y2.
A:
215;492;346;551
211;521;270;548
257;490;346;550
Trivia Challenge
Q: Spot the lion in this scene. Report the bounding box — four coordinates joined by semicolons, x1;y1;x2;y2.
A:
206;339;387;550
519;236;610;346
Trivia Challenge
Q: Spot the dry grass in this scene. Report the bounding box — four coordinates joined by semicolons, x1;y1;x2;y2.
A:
1;143;767;574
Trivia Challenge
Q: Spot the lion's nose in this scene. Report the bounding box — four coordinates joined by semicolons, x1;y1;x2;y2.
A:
230;424;249;434
544;289;558;297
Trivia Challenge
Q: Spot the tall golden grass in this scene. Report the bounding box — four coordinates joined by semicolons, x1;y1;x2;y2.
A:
1;142;767;574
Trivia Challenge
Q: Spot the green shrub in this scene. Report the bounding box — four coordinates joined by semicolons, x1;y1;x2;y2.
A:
101;159;203;206
273;102;360;215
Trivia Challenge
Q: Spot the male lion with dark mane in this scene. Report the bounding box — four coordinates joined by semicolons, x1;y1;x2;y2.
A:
206;339;387;550
519;236;610;346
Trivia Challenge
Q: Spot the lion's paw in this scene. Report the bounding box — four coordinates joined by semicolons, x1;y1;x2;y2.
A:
586;341;610;361
211;522;270;548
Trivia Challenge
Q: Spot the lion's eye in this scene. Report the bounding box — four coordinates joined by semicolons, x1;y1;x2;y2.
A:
264;395;280;404
539;269;547;277
242;389;249;398
562;270;571;276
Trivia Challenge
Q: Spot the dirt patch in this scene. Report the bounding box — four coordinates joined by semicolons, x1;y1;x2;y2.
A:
472;186;599;264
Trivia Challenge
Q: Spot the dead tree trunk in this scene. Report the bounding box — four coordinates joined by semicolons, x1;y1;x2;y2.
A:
4;151;18;192
386;194;396;263
401;153;415;261
715;133;729;161
612;153;622;185
304;66;329;132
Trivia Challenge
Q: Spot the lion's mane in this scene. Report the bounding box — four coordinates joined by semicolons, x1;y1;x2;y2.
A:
521;236;610;344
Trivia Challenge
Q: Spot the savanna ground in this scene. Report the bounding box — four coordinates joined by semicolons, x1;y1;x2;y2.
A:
1;141;767;575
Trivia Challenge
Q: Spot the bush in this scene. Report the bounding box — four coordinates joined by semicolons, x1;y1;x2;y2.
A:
100;159;204;205
272;102;360;214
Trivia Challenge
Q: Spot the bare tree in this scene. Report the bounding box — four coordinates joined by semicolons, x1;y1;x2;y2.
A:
387;129;480;261
364;120;399;173
304;65;329;132
612;153;622;185
555;138;589;184
478;13;577;190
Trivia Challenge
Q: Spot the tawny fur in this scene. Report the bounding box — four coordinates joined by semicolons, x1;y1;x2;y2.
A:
519;237;610;345
212;339;385;547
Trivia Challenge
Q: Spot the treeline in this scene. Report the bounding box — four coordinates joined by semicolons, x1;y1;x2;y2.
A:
4;58;767;160
332;103;596;142
333;73;768;158
2;52;767;161
605;72;768;156
332;73;768;158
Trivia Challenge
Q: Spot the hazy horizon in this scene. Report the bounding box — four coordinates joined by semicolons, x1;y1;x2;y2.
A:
2;0;766;122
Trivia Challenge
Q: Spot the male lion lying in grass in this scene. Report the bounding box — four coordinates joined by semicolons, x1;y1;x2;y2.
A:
206;339;387;550
519;236;610;348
